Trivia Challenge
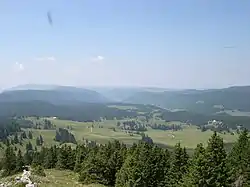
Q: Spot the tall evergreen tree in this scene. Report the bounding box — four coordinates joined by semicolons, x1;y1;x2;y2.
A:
14;133;19;144
116;142;168;187
2;146;17;176
56;145;72;170
168;143;189;186
205;132;230;186
182;143;208;186
28;131;33;139
16;149;24;173
39;135;44;145
26;141;33;151
74;145;88;172
22;131;27;139
228;128;250;186
44;146;54;169
36;137;41;146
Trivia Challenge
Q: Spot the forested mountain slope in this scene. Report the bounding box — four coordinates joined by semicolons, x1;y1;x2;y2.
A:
123;86;250;113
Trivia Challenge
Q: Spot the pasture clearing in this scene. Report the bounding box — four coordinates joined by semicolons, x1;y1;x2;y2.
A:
24;118;238;150
223;110;250;117
0;169;105;187
107;105;137;110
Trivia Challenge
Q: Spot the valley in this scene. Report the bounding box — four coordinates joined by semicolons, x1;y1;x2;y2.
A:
0;85;250;186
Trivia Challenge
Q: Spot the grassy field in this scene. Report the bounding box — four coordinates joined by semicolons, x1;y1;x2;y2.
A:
0;169;105;187
107;105;137;110
19;117;238;150
223;110;250;117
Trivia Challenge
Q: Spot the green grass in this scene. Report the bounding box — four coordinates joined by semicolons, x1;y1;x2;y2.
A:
21;117;238;150
222;110;250;117
107;105;137;110
22;118;142;148
0;117;237;156
146;125;237;149
0;169;105;187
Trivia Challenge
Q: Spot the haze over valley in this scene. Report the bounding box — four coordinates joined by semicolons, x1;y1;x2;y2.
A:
1;0;250;186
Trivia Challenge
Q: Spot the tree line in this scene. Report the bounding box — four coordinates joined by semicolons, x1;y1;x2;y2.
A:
161;110;250;130
0;118;21;141
1;130;250;186
0;101;139;121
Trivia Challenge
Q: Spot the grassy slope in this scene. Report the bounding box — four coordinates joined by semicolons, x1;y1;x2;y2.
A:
0;169;105;187
23;117;238;150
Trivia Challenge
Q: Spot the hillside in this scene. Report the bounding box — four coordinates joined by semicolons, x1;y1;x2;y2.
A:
0;88;109;105
0;169;104;187
0;101;139;121
123;86;250;114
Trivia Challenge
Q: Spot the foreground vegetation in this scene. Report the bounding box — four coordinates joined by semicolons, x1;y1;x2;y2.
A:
0;169;105;187
0;129;250;186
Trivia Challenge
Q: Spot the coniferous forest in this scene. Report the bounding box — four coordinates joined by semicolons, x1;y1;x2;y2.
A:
1;129;250;186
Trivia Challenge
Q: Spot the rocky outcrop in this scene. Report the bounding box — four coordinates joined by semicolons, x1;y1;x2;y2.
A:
0;169;38;187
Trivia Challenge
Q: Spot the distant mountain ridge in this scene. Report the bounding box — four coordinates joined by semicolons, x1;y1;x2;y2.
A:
2;84;250;114
123;86;250;113
0;85;109;104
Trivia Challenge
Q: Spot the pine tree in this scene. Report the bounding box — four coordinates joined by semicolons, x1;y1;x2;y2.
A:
2;145;17;176
205;132;230;186
16;149;24;173
19;134;23;142
28;131;33;139
39;135;44;145
26;141;33;151
182;143;208;186
105;141;127;186
24;142;33;165
44;147;54;169
10;138;14;145
22;131;27;139
228;128;250;186
24;150;33;165
36;137;41;146
116;142;168;187
66;145;75;170
32;151;41;167
74;145;87;172
79;146;109;185
56;145;70;170
14;133;19;144
168;143;189;186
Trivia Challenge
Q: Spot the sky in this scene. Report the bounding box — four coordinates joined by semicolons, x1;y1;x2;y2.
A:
1;0;250;89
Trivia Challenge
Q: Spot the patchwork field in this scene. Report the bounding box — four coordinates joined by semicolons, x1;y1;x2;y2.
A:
20;117;238;150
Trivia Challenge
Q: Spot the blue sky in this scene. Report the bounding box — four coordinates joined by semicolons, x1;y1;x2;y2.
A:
1;0;250;89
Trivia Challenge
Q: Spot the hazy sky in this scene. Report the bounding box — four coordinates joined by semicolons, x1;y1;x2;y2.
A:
1;0;250;89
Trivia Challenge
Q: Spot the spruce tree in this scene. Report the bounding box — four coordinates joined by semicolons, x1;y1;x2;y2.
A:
36;137;41;146
56;145;70;170
168;143;189;186
39;135;44;145
205;132;230;186
26;141;33;151
14;133;19;144
116;142;168;187
22;131;27;139
182;143;208;186
44;147;54;169
16;149;24;173
79;145;109;185
2;146;17;176
74;145;87;172
28;131;33;139
228;128;250;186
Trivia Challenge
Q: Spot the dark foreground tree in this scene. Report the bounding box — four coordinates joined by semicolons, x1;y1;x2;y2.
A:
2;145;17;176
228;129;250;186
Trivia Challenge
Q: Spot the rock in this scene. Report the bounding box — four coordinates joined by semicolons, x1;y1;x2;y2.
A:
25;183;37;187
